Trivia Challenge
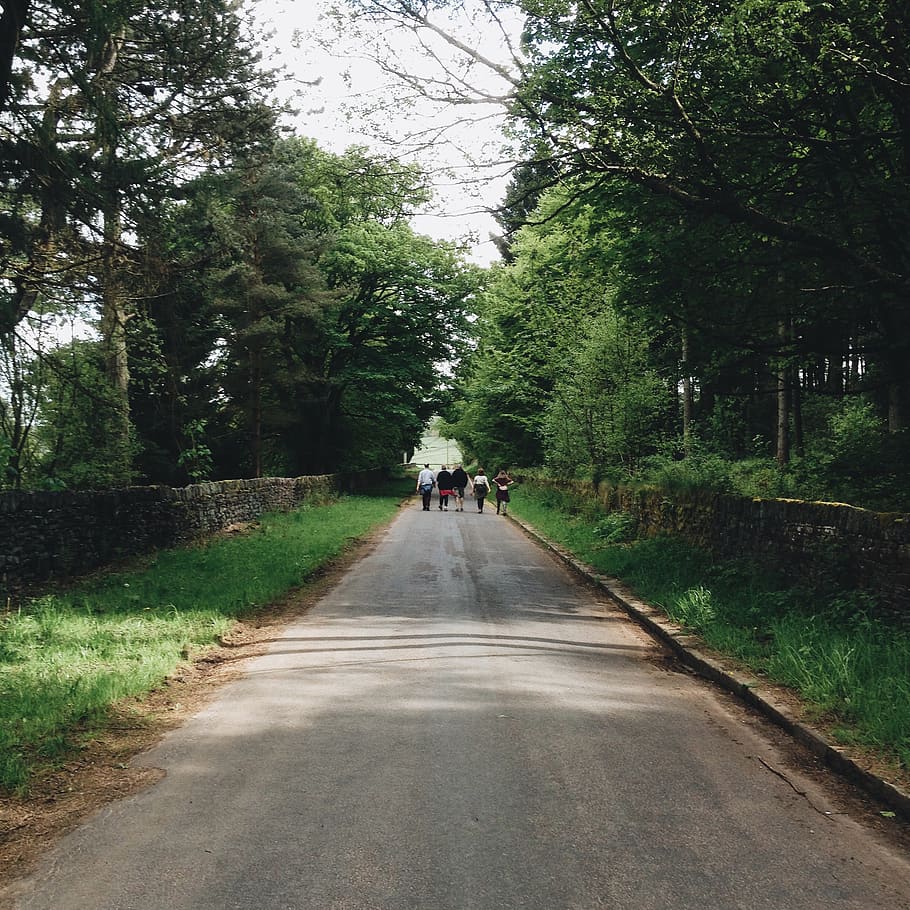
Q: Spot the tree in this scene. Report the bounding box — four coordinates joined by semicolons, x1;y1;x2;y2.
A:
202;145;333;478
27;337;128;490
0;0;29;109
338;0;910;427
0;327;39;487
544;310;665;481
129;138;482;480
315;219;480;472
451;183;625;469
0;0;280;482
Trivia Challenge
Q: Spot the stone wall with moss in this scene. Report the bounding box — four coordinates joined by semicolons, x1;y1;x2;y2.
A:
0;471;384;598
533;479;910;609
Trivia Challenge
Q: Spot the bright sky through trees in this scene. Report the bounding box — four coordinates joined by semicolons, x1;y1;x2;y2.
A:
248;0;518;265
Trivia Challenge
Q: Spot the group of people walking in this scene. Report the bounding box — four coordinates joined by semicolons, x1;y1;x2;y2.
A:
415;464;514;514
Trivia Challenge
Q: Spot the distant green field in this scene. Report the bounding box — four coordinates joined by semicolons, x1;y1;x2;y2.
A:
411;419;463;467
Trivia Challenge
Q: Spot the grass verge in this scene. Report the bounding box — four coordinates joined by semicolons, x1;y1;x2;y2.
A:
0;490;405;792
510;483;910;775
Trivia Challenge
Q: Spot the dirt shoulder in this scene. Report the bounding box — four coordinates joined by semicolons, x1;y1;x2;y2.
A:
0;530;384;890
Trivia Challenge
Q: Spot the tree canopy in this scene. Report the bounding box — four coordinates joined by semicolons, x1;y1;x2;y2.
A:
337;0;909;507
0;5;482;488
3;0;909;509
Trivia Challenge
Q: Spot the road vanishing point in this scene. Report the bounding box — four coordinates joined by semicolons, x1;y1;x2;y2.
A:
9;501;910;909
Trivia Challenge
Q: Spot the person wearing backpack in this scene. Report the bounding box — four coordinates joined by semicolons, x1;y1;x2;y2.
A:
472;468;490;513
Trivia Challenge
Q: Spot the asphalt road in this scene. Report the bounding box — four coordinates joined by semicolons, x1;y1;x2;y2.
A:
11;501;910;909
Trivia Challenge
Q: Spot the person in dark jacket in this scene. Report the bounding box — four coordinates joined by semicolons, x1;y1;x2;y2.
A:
450;464;470;512
436;465;454;511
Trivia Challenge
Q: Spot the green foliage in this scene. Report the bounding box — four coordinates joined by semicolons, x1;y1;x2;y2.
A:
0;492;403;791
702;397;754;461
639;435;736;495
440;0;910;512
0;0;282;481
670;586;718;631
176;420;214;483
714;400;910;509
515;0;910;282
319;218;480;471
765;609;910;765
543;309;667;480
4;0;910;504
725;459;797;499
28;339;138;490
2;6;479;486
142;138;481;480
451;185;626;471
797;401;910;510
592;511;636;544
0;436;14;485
826;399;886;470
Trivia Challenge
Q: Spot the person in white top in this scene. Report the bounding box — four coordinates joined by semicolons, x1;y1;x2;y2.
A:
472;468;490;513
416;464;436;511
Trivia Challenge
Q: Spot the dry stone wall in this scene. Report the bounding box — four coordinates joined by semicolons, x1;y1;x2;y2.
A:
0;472;381;598
531;479;910;611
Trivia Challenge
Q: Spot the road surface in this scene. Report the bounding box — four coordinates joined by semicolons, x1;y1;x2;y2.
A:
10;502;910;909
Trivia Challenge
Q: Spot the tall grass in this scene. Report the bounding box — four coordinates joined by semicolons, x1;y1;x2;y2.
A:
510;484;910;772
0;492;404;791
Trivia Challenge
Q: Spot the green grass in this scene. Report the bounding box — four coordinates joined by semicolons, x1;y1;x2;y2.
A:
510;483;910;773
0;491;405;792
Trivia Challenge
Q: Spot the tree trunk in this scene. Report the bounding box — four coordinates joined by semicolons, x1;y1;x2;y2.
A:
881;324;908;431
250;346;263;478
681;326;694;456
0;0;28;109
826;350;845;396
848;342;862;393
4;78;66;333
776;319;790;467
0;332;25;487
888;380;907;432
98;31;132;486
100;196;132;486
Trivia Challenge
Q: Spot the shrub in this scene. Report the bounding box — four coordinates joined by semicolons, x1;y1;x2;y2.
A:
593;511;636;544
640;446;734;494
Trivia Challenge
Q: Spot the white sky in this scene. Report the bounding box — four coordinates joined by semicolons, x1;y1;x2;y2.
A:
248;0;519;265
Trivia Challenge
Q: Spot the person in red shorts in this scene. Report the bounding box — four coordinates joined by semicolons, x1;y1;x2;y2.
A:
436;465;454;511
